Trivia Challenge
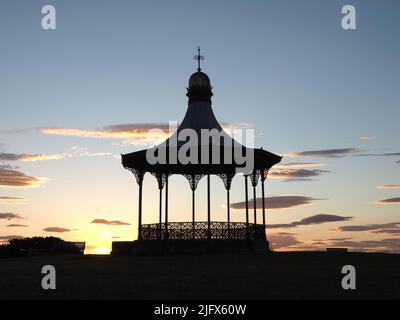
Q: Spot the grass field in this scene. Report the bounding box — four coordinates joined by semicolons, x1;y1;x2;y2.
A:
0;252;399;300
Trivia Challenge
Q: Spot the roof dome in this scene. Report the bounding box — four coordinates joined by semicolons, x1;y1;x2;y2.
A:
189;71;211;88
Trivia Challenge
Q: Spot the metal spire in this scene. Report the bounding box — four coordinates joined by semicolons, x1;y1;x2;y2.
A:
194;46;204;72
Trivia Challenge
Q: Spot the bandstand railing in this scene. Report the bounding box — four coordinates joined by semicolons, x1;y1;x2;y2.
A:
140;221;266;241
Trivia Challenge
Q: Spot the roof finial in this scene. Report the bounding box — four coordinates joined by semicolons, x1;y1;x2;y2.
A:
194;46;204;72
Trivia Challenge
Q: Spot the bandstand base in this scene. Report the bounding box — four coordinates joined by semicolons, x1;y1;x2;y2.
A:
111;238;270;256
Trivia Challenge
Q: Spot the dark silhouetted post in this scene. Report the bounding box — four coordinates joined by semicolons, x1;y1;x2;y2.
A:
245;175;249;239
192;188;195;239
253;182;257;225
227;188;230;239
261;171;266;233
159;187;162;239
137;174;144;240
207;174;211;240
165;175;169;239
138;183;143;240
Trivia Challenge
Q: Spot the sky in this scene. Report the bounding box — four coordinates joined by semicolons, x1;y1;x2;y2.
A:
0;0;399;254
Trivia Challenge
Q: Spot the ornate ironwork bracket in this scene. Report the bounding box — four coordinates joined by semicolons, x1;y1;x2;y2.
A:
126;168;144;186
183;174;204;191
151;172;167;190
218;173;235;191
261;168;269;182
250;170;261;187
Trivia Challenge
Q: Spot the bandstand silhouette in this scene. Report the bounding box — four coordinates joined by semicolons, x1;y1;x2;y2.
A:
112;49;281;255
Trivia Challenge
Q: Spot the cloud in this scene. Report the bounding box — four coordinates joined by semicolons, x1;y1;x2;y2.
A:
6;224;28;227
0;153;61;162
328;237;353;241
335;222;400;232
38;122;245;146
329;238;400;253
0;212;23;220
268;232;303;250
0;168;46;188
43;227;72;233
268;214;353;229
397;160;400;164
269;169;329;182
0;164;18;170
376;197;400;204
377;185;400;189
275;162;323;169
372;229;400;236
91;219;131;226
0;235;24;243
230;196;321;211
312;241;327;246
359;135;377;141
358;152;400;157
40;124;173;146
0;196;24;204
287;148;360;158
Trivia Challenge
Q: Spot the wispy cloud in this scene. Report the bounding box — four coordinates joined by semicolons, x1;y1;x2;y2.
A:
357;152;400;157
372;229;400;236
0;212;23;220
275;162;323;169
328;238;400;253
0;168;46;188
230;196;321;211
0;148;117;163
286;148;360;158
38;122;245;146
0;152;62;162
0;196;24;204
286;148;400;160
375;197;400;204
43;227;72;233
6;224;28;227
40;124;172;146
269;169;329;182
359;135;377;141
0;235;24;243
269;214;353;229
268;232;303;250
335;222;400;232
91;219;131;226
377;185;400;189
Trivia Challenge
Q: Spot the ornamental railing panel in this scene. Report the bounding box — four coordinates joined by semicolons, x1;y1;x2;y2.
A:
140;221;266;241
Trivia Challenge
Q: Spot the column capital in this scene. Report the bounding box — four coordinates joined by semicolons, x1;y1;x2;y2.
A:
128;168;144;186
250;170;261;187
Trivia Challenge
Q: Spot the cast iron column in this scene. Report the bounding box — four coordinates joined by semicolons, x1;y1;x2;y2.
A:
261;171;267;234
207;174;211;240
227;188;231;239
253;180;257;224
192;188;195;239
135;171;144;241
245;175;249;239
159;187;162;239
165;175;169;240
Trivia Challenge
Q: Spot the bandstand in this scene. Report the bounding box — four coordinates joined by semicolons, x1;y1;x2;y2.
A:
112;49;282;255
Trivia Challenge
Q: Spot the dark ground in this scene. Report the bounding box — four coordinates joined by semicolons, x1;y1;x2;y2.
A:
0;252;399;300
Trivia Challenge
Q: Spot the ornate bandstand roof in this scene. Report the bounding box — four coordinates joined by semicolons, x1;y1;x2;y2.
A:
121;49;281;176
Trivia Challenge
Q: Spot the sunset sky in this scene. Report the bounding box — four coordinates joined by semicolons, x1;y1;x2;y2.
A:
1;0;399;254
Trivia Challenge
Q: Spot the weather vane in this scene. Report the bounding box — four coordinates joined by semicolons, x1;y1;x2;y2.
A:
194;46;204;71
